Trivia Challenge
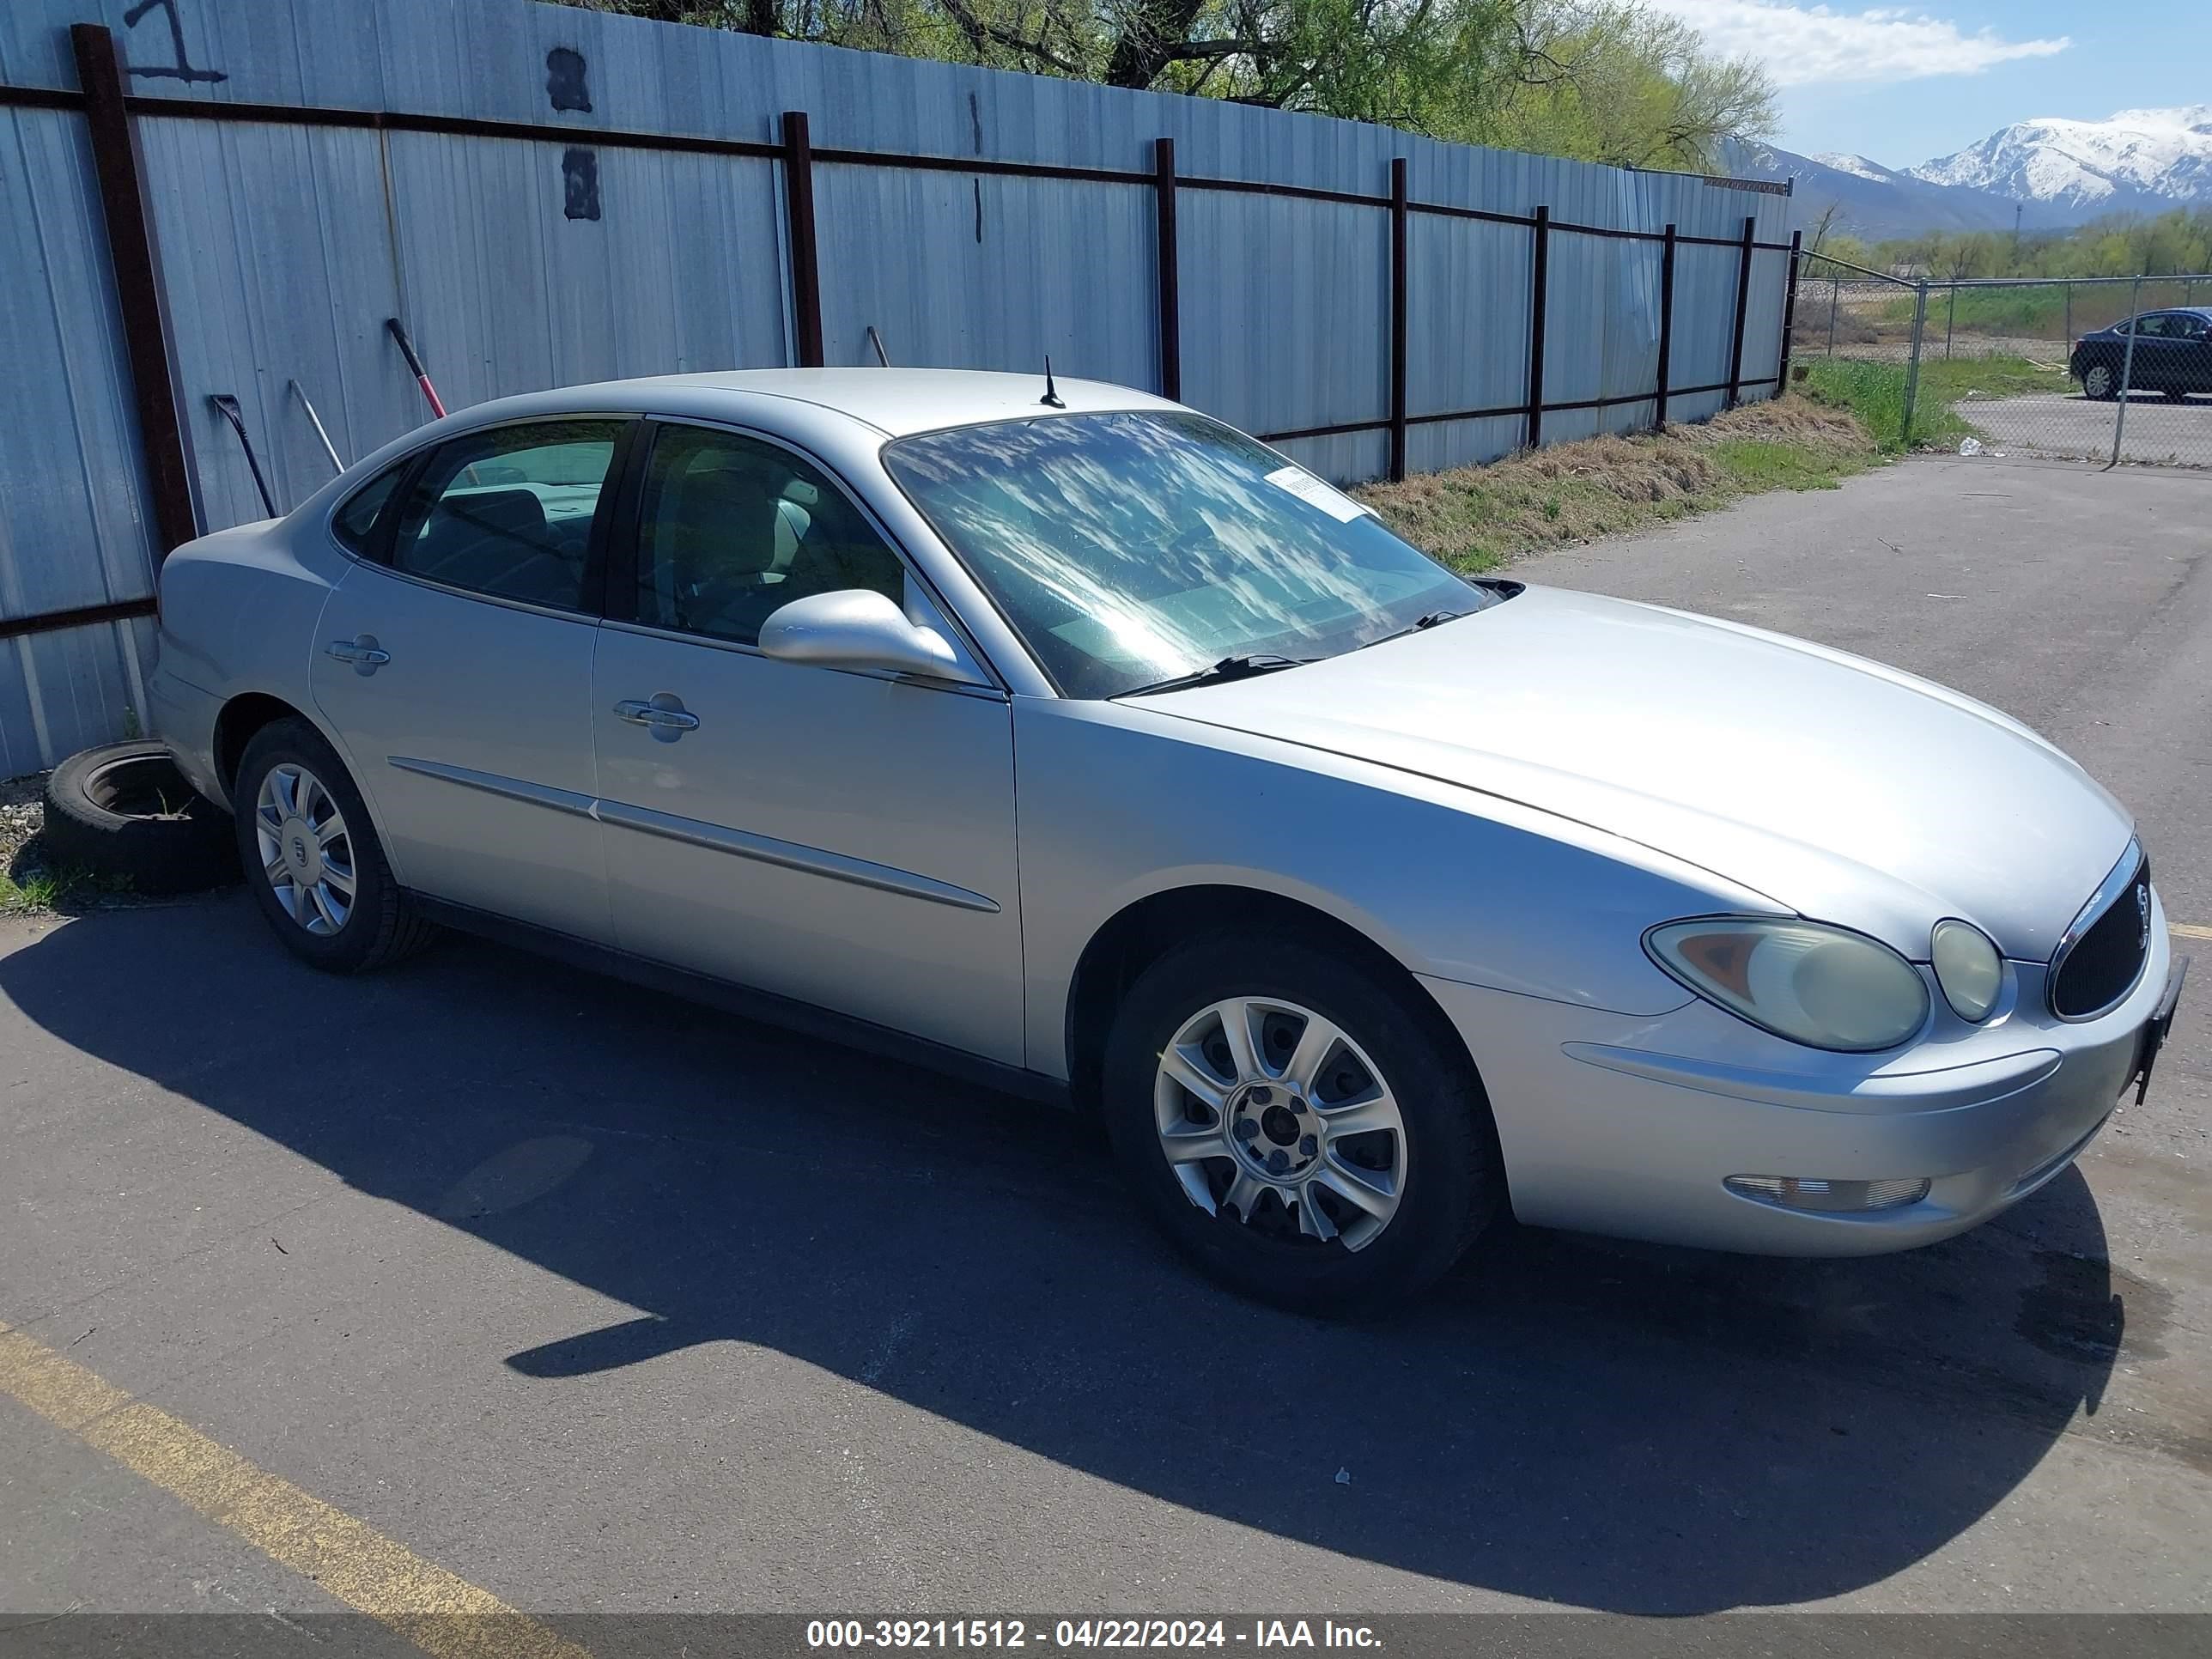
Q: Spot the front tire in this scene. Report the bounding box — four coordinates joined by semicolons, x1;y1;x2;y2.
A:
1100;933;1501;1316
234;718;434;973
2080;362;2118;401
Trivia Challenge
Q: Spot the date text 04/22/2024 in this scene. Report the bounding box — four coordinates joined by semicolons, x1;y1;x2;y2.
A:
805;1619;1384;1650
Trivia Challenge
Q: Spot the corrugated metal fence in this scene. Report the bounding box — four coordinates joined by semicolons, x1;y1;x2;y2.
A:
0;0;1796;774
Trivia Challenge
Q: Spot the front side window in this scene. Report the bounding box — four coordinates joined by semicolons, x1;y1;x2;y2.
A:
630;424;907;647
388;421;623;611
883;410;1489;699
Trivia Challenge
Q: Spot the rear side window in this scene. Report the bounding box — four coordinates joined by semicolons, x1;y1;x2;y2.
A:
331;464;406;555
388;421;624;612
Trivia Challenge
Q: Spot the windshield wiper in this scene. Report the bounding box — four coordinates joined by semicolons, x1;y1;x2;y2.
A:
1358;609;1468;651
1118;653;1317;697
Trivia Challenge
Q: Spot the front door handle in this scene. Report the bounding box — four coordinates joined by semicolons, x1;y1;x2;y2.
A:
326;635;391;674
613;693;700;742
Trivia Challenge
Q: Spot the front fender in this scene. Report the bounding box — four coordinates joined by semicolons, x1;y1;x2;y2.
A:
1013;699;1775;1079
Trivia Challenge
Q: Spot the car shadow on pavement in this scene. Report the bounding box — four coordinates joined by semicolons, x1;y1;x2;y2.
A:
2;899;2136;1613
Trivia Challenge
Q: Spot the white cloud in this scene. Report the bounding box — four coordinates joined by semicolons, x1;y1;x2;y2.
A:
1646;2;2070;87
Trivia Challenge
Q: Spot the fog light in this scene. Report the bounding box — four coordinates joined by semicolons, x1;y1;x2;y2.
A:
1724;1175;1932;1213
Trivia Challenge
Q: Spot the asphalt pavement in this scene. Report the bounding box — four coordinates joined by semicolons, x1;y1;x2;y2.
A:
2;459;2208;1648
1962;389;2211;467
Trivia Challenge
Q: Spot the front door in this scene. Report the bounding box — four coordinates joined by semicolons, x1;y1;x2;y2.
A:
589;420;1025;1065
2125;313;2177;392
313;417;629;944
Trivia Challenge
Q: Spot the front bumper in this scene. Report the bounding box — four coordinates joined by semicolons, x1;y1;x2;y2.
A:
1419;902;2180;1256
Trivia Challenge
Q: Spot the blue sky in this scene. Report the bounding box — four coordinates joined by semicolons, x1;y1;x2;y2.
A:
1649;0;2208;167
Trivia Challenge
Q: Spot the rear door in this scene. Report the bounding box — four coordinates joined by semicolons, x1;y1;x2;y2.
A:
2171;312;2212;398
587;418;1025;1065
313;416;631;943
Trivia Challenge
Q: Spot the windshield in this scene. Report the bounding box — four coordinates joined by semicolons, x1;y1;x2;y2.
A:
882;410;1495;698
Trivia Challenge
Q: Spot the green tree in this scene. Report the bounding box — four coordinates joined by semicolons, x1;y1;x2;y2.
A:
560;0;1777;173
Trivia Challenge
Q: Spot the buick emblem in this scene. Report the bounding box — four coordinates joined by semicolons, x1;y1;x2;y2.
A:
291;836;307;865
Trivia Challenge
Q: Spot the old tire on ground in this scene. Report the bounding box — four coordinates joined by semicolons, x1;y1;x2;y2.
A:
40;740;239;896
1100;930;1502;1316
234;717;436;974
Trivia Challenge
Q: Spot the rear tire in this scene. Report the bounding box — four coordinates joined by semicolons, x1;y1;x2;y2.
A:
234;718;435;973
1100;932;1501;1316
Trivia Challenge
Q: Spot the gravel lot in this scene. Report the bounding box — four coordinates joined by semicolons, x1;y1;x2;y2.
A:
1;459;2207;1651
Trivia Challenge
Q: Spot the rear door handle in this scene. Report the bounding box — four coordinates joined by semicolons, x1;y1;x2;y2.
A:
326;635;390;672
613;695;700;741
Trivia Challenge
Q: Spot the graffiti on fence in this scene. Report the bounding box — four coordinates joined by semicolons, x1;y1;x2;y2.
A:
123;0;227;84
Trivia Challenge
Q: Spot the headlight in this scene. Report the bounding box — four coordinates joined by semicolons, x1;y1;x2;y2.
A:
1645;918;1930;1052
1930;919;2002;1022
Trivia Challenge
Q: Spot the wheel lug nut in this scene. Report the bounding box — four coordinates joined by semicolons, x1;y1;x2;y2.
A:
1267;1149;1290;1175
1299;1134;1317;1157
1234;1118;1259;1141
1249;1085;1272;1105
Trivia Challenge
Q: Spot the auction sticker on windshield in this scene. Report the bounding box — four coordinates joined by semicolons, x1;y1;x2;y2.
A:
1263;465;1370;524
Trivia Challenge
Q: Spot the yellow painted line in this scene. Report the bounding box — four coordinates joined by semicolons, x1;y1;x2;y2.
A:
0;1320;591;1659
2172;923;2212;942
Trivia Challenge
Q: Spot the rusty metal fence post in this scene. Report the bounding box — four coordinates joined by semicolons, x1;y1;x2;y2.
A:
1388;157;1408;482
781;110;824;369
1776;229;1802;395
1725;215;1754;404
1153;137;1181;403
1525;205;1550;449
70;23;199;563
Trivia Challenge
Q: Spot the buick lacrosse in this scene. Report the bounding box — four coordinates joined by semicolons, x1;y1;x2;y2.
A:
150;369;2186;1310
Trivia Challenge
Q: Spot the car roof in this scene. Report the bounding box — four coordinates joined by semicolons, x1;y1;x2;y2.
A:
447;368;1180;439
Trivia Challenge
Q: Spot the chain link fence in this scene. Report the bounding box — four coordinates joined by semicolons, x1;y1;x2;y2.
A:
1789;256;2212;471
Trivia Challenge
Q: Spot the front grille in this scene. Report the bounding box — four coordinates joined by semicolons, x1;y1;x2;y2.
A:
2051;855;2151;1019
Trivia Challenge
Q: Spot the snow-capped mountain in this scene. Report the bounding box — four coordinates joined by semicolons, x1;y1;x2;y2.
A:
1808;153;1900;185
1717;140;2021;240
1908;106;2212;216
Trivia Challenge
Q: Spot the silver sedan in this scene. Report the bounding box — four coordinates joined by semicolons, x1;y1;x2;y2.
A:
149;369;2188;1311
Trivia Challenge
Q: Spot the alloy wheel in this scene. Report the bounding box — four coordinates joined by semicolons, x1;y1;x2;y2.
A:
2084;363;2113;398
1153;996;1407;1251
253;763;356;936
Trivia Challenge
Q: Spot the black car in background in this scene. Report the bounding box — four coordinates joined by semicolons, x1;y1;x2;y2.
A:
2070;307;2212;401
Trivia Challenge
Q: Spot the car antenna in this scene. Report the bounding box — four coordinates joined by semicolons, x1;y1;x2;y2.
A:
1040;356;1065;409
865;325;890;368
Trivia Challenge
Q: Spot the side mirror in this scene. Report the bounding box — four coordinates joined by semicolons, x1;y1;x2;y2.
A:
757;588;968;680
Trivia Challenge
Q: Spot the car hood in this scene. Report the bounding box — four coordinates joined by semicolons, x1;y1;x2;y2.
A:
1141;585;2132;961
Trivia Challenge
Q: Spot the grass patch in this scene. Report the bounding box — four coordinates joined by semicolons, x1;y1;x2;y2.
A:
0;772;135;916
1355;396;1881;572
0;866;66;914
0;848;133;916
1872;281;2206;339
1710;438;1861;490
1799;352;2070;453
1918;356;2071;402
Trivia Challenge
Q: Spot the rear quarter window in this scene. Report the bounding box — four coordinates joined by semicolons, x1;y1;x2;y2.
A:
330;464;409;556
